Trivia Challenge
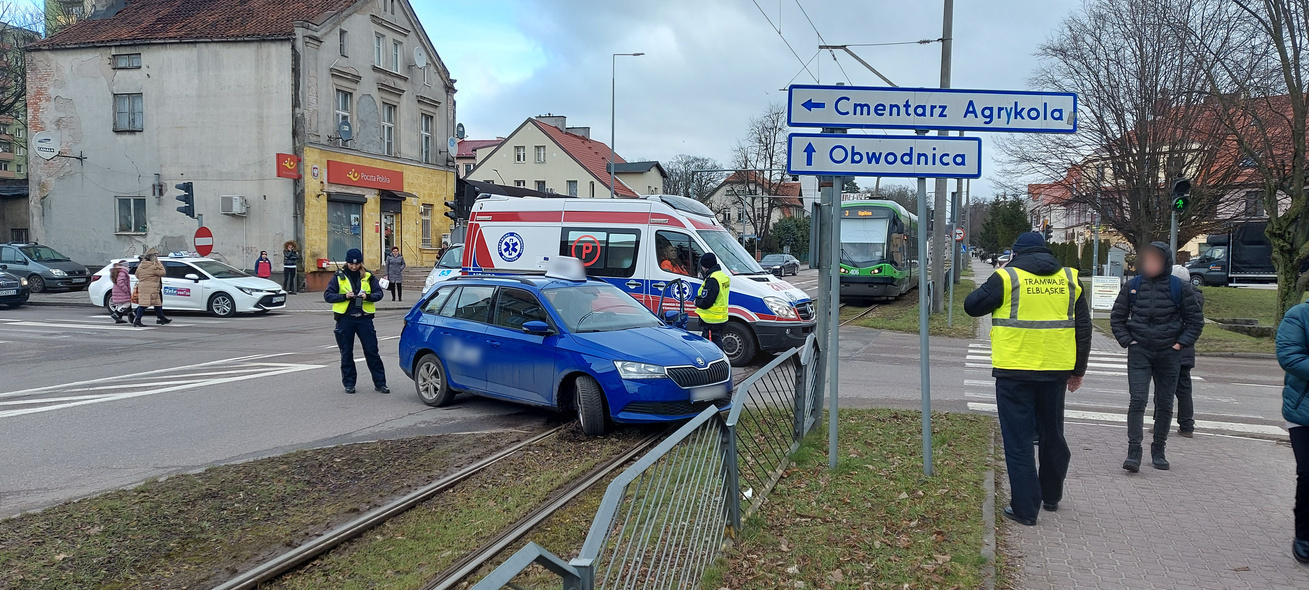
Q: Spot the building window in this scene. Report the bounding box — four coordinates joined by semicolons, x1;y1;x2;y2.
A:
421;204;433;247
514;180;526;187
374;33;385;67
534;145;546;163
10;228;27;242
392;40;402;71
535;180;546;192
0;162;9;171
1245;190;1266;217
514;146;526;163
389;0;397;14
464;163;473;175
112;53;141;69
335;89;352;129
113;93;143;132
14;163;21;174
420;113;434;164
339;30;348;56
423;65;431;86
15;145;23;156
116;197;147;234
567;180;578;196
14;128;22;139
327;199;364;261
0;141;10;153
381;102;396;156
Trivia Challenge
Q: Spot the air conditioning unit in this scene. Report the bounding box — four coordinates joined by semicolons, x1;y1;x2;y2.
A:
220;195;247;216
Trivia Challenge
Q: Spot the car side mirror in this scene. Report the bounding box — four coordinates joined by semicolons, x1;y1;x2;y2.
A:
663;310;681;323
184;273;201;282
522;320;553;335
0;264;6;271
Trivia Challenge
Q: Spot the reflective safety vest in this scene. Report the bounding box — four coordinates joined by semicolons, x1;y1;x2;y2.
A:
698;270;731;324
332;271;376;315
991;267;1080;371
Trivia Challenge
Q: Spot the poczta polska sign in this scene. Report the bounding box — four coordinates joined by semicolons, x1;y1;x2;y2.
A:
784;84;1077;177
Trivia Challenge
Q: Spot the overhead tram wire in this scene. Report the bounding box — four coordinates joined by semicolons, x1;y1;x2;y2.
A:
751;0;818;82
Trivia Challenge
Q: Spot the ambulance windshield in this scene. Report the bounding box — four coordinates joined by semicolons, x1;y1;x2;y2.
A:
697;230;766;275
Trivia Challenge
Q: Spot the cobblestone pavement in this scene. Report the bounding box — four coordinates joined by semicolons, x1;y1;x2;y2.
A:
1003;421;1309;589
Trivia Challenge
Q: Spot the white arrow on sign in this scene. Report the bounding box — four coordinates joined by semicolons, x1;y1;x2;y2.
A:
786;133;982;179
788;84;1077;133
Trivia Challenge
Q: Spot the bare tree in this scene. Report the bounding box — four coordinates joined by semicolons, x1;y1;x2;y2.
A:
663;154;725;201
0;2;43;127
732;103;790;247
1189;0;1309;318
998;0;1253;249
858;184;918;211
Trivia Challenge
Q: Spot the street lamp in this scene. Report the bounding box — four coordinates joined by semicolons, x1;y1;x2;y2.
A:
610;52;644;198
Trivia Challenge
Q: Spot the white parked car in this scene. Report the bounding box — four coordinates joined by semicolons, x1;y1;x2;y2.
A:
422;244;463;292
89;256;287;317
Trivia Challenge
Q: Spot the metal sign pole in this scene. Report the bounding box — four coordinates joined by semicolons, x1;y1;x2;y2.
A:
824;131;846;470
915;129;933;477
1169;210;1178;257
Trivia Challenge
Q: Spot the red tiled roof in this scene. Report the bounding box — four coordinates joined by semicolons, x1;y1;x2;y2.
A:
456;138;501;158
33;0;359;48
720;172;804;206
534;119;639;197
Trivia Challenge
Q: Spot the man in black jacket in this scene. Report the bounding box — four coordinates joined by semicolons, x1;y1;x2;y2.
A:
966;232;1091;525
1110;242;1204;472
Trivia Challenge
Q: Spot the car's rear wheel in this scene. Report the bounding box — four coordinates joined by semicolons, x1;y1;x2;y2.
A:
102;292;113;312
720;320;758;367
414;353;455;407
208;292;236;317
27;275;44;293
574;375;608;436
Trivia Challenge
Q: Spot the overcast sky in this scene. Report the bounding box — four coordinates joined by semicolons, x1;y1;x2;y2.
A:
418;0;1083;201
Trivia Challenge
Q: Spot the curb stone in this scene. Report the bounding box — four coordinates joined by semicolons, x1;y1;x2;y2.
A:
981;423;997;590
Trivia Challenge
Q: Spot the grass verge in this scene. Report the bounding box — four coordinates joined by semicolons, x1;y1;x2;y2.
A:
0;430;531;590
851;280;978;339
1092;318;1274;355
711;409;996;590
1199;286;1279;326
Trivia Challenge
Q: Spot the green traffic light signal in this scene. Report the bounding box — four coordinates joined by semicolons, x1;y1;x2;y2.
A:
1172;196;1190;211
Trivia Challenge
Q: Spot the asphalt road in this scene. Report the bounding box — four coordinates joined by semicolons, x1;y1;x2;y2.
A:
0;263;1290;517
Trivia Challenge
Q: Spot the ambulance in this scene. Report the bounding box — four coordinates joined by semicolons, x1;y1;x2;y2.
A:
462;194;815;365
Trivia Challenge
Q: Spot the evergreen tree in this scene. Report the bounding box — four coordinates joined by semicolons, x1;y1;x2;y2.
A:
1079;239;1094;274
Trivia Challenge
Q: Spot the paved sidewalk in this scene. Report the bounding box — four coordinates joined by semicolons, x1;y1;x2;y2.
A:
1004;421;1309;589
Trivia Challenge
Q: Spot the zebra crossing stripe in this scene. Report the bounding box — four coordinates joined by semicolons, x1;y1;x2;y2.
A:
965;402;1286;436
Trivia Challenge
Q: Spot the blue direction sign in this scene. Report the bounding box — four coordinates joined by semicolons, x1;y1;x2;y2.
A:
786;133;982;179
788;84;1077;133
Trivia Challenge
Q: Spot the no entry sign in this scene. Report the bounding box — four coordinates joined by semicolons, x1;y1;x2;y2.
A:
194;226;213;256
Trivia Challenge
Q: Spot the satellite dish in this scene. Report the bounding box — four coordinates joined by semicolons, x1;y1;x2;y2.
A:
455;123;465;139
448;136;458;153
413;46;428;68
337;119;353;143
32;131;58;161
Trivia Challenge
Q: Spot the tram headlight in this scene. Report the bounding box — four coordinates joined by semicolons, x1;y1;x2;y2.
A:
764;296;798;320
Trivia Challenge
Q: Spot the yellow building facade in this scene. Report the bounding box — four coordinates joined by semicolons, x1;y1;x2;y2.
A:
302;146;454;290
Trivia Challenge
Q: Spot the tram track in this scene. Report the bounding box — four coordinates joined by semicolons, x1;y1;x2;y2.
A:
839;302;880;327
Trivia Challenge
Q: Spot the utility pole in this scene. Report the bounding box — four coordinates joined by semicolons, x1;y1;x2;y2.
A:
930;0;954;313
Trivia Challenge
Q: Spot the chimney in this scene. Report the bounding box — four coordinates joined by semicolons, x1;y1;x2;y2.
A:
566;126;590;139
537;115;567;130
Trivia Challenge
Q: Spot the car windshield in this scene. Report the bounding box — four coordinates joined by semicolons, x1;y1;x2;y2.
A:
437;246;463;269
543;283;662;333
192;260;249;279
697;230;765;275
761;255;786;264
19;245;71;262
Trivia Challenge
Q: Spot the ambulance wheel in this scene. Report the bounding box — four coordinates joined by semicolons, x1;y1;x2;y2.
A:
208;292;236;317
574;375;609;436
721;321;757;367
414;354;455;407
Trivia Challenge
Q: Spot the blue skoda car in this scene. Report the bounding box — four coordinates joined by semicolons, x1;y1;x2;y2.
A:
398;266;732;435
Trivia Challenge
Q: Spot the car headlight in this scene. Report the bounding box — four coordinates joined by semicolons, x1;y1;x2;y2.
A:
19;278;27;286
764;296;798;319
237;287;260;296
49;269;67;277
614;361;667;379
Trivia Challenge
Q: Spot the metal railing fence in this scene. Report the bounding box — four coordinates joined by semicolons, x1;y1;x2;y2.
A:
473;335;822;590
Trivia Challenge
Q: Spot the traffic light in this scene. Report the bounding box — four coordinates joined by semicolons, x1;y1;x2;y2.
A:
444;199;460;222
1171;178;1191;213
1042;222;1053;241
175;182;195;218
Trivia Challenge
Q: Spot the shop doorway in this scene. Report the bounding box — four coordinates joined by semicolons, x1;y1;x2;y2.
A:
381;212;398;262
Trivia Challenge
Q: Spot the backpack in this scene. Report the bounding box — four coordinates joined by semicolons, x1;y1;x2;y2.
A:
1127;275;1183;308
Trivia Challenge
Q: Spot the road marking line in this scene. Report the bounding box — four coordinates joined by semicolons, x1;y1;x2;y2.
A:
966;402;1286;436
0;394;118;406
963;362;1127;377
0;352;296;399
964;355;1127;370
1231;382;1281;389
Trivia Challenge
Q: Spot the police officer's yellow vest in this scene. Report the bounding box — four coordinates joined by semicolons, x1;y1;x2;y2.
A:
991;267;1080;371
332;271;376;315
698;270;731;324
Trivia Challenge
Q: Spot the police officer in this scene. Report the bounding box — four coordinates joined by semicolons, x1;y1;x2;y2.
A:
324;248;388;394
965;232;1091;526
694;252;731;348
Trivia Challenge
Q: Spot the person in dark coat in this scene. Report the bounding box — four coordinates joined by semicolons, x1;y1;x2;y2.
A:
1275;299;1309;564
323;248;387;394
965;232;1091;526
1110;242;1204;472
384;246;406;301
1172;264;1204;437
283;241;300;294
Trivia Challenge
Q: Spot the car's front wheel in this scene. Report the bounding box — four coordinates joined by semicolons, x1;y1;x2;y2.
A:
414;353;455;407
1190;274;1205;287
574;375;608;436
720;320;758;367
27;275;44;293
208;292;236;317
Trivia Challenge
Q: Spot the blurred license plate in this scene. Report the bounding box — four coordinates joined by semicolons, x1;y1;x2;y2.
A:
71;278;86;283
271;296;286;304
0;289;15;296
690;383;727;402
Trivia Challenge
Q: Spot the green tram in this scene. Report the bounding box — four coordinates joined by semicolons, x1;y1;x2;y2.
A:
839;200;919;301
